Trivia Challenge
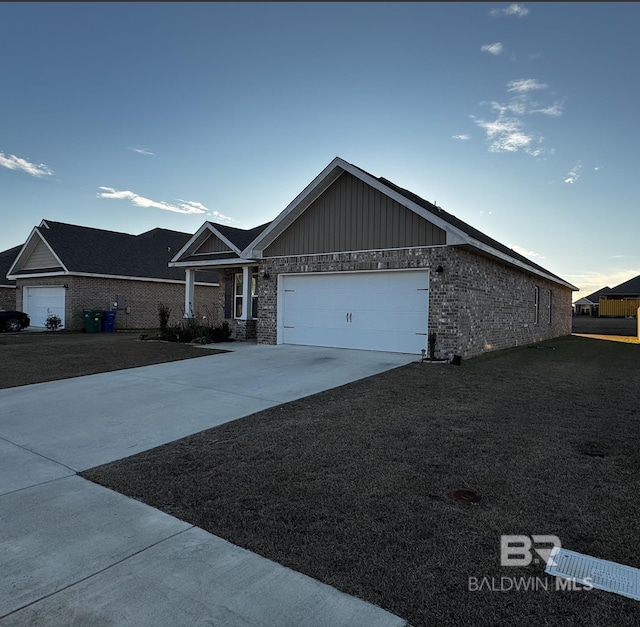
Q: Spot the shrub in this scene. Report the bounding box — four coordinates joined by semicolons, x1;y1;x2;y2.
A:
159;318;232;344
45;313;62;331
158;303;171;334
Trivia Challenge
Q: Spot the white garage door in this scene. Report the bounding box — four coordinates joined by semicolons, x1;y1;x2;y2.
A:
279;270;429;354
24;286;66;328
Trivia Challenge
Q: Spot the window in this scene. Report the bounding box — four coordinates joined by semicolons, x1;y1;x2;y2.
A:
534;286;540;324
547;289;552;324
234;271;259;319
251;273;258;319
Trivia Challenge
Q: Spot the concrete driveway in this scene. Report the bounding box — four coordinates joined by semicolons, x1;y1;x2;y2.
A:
0;343;413;626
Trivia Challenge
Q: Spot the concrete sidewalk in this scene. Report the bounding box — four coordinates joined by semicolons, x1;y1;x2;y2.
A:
0;344;412;626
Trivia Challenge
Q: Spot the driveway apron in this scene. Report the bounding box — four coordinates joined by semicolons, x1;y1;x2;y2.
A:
0;344;413;626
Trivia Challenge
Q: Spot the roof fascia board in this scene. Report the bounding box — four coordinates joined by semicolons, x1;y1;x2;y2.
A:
170;221;212;263
243;157;348;258
7;227;68;276
246;158;471;258
249;158;575;289
171;222;241;264
8;269;218;286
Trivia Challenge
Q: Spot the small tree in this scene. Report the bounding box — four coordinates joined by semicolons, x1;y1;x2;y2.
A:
45;313;62;331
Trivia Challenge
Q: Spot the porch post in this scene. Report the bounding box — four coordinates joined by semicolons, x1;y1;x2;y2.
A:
184;269;195;318
241;265;251;320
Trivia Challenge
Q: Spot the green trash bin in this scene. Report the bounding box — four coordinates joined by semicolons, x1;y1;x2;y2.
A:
83;309;103;333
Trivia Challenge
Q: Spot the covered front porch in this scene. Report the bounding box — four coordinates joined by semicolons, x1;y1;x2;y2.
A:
183;263;259;340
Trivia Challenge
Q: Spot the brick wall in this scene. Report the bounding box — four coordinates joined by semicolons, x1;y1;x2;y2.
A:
16;276;222;331
0;287;16;311
256;246;573;358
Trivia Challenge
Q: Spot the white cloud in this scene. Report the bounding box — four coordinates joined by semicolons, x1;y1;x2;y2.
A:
470;77;561;156
564;162;582;184
210;210;234;222
529;102;564;116
509;244;545;259
491;4;529;17
452;134;471;140
176;198;208;213
472;115;533;152
128;146;155;156
97;186;232;219
507;78;547;93
0;151;53;177
481;42;504;55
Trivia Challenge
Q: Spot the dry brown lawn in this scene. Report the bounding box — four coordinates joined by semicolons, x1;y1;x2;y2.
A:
82;335;640;627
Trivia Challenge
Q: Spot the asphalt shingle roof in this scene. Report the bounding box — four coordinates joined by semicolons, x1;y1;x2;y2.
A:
0;245;21;285
583;286;612;302
608;275;640;295
209;221;271;252
15;221;219;283
375;175;568;282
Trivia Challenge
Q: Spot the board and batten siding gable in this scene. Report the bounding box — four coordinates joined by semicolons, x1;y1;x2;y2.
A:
177;230;234;260
194;232;233;254
20;237;61;270
263;171;446;257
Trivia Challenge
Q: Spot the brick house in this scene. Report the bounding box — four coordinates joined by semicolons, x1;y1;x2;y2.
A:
7;220;221;330
170;157;577;358
573;286;612;317
597;275;640;317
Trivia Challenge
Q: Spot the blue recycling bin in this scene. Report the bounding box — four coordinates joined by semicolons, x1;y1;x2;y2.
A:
102;310;117;333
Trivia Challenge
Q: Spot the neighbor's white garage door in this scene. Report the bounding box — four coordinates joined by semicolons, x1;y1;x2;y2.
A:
23;286;66;328
279;270;429;354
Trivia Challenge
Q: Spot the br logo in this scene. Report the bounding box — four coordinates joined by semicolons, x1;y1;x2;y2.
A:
501;535;561;567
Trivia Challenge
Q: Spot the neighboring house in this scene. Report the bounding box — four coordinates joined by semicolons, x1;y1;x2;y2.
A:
573;286;612;316
598;275;640;317
170;157;577;358
0;246;20;311
7;220;221;330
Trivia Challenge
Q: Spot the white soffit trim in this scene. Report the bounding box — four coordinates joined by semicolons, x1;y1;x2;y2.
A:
169;258;257;269
6;227;68;277
8;269;218;286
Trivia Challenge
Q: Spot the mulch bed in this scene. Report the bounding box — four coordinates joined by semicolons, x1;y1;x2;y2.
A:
0;330;225;389
82;335;640;626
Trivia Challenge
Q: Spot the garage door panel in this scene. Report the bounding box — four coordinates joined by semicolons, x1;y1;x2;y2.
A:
279;270;428;354
24;287;66;328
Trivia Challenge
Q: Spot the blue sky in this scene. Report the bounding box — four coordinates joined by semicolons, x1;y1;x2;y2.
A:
1;2;638;299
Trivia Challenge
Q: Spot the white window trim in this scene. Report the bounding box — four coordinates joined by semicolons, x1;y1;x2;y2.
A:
234;268;259;320
534;286;540;324
547;288;552;324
